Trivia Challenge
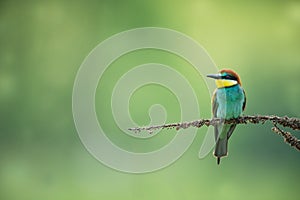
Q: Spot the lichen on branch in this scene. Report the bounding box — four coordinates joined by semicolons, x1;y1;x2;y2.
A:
128;115;300;152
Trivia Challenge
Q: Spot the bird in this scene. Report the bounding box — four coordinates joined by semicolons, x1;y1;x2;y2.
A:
207;69;246;164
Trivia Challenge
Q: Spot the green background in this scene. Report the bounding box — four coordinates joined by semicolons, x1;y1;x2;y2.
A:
1;0;299;200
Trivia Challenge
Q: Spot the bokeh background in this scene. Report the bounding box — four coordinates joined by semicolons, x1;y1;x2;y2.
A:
1;0;299;200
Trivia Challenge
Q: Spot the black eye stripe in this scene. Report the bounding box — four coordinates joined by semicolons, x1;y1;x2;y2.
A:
222;74;237;80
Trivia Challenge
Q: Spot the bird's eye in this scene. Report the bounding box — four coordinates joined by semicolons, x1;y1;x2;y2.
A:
225;75;231;79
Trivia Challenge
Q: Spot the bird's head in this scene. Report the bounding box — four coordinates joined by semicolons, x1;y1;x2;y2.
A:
207;69;242;88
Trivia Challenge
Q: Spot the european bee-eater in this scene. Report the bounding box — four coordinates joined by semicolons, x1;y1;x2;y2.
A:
207;69;246;164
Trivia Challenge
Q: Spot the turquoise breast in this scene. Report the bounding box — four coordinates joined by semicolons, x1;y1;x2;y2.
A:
216;85;244;119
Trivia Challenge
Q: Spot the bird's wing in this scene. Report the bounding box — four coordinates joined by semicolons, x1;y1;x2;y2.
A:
242;88;246;111
227;124;237;139
212;89;218;118
212;89;220;141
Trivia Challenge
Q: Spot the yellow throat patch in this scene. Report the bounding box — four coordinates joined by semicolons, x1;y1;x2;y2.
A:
215;79;238;88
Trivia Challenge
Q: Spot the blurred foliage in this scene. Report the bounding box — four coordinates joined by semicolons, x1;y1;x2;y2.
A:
0;0;299;200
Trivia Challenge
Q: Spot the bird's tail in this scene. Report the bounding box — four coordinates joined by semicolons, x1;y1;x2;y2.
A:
214;137;228;165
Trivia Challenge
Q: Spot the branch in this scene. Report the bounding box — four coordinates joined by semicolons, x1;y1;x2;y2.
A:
272;124;300;151
128;115;300;152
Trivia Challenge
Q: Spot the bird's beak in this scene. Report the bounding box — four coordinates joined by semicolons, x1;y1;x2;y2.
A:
207;73;222;80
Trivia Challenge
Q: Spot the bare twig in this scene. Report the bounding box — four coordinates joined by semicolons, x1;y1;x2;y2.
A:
272;124;300;151
128;115;300;132
128;115;300;152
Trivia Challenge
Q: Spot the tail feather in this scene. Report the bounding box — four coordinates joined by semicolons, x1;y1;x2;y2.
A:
214;137;228;165
214;124;236;164
217;157;221;165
